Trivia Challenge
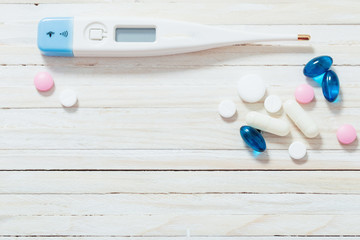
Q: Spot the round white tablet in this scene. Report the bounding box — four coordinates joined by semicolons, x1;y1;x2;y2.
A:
59;89;77;107
288;141;307;159
237;74;266;103
218;100;237;118
264;95;282;113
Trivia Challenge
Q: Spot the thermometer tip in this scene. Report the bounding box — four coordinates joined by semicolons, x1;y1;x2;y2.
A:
298;34;311;41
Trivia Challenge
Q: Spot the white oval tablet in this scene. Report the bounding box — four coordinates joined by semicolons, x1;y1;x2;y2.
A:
264;95;282;113
237;74;266;103
60;89;77;107
218;100;237;118
288;141;307;159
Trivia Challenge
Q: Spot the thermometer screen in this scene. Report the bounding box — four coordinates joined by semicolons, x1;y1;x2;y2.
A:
115;28;156;42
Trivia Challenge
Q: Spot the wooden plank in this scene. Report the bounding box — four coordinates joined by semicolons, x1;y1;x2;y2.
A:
0;66;357;87
0;107;356;150
1;194;360;215
0;1;359;25
0;149;360;170
0;215;360;235
0;171;360;194
0;66;357;108
0;84;357;108
1;16;360;66
2;44;360;67
2;24;360;49
0;108;357;130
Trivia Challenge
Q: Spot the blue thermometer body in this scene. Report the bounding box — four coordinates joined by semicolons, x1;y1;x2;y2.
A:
37;17;74;56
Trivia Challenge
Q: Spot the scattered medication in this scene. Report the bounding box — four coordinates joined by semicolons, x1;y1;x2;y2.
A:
322;70;340;102
264;95;282;113
337;124;357;145
34;71;54;92
288;141;307;159
218;100;237;118
295;83;314;104
59;89;77;107
246;111;290;136
283;99;319;138
303;56;333;78
240;125;266;152
237;74;266;103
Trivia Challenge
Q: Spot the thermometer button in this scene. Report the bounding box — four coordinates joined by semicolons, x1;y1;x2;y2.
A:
89;28;104;40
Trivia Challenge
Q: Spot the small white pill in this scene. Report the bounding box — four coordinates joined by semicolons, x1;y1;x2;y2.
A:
237;74;266;103
218;100;237;118
59;89;77;107
264;95;282;113
288;141;307;159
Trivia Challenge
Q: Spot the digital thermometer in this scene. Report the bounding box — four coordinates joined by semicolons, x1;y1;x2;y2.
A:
37;17;310;57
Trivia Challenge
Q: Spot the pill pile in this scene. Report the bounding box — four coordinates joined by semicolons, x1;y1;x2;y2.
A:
219;56;357;159
34;71;78;108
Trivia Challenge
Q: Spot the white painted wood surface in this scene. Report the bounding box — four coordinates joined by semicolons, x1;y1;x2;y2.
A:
0;0;359;238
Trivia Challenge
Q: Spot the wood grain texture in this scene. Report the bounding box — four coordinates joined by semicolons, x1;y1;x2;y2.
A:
2;215;360;236
0;171;359;194
0;0;359;238
1;194;360;215
0;1;360;25
0;149;359;170
0;108;356;150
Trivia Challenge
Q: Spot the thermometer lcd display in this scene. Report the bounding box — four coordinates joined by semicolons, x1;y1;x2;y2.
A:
115;28;156;42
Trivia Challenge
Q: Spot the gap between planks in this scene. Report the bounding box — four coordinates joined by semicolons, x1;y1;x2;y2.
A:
0;237;359;239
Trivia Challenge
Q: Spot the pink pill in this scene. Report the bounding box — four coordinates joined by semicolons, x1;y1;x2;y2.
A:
34;72;54;92
337;124;357;145
295;84;314;104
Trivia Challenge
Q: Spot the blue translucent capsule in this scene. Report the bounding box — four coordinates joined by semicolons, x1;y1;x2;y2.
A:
322;70;340;102
303;56;333;78
240;126;266;152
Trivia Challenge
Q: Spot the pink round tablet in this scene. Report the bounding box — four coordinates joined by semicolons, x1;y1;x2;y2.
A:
295;84;314;104
34;72;54;92
337;124;357;145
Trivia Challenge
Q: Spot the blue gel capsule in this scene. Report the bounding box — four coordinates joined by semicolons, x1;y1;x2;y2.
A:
240;125;266;152
322;70;340;102
303;56;333;78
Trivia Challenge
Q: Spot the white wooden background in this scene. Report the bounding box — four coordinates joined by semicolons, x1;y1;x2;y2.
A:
0;0;359;238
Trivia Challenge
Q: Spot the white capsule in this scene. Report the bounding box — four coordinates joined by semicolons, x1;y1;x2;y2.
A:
283;99;319;138
245;111;290;136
